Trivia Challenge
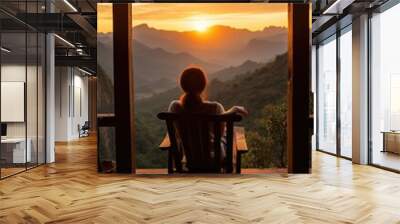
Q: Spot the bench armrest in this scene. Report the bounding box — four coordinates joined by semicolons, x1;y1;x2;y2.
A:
159;134;171;150
160;127;249;152
234;127;248;153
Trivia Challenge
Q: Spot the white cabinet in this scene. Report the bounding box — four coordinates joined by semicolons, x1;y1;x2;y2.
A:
1;138;32;163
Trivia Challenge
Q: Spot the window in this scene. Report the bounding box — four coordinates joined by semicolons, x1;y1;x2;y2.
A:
315;25;353;159
370;3;400;171
312;45;317;151
317;36;337;154
339;28;352;158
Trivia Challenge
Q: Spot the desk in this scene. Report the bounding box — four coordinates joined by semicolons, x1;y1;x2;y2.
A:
382;131;400;154
1;138;31;163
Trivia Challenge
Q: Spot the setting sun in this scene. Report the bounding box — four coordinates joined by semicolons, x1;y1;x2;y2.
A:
98;4;288;33
193;19;211;32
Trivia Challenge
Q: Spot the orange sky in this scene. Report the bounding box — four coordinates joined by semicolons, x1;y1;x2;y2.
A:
98;3;288;33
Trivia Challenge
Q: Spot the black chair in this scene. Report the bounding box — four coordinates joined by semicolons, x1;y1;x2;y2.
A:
79;121;90;138
158;112;248;174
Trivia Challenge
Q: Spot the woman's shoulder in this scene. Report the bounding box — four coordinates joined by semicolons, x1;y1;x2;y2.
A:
168;100;183;112
204;100;222;106
169;100;181;106
204;101;225;113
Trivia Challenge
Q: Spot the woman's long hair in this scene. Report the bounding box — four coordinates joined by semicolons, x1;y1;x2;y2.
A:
179;67;208;111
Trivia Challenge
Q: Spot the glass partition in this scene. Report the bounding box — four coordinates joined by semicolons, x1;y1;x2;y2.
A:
0;2;46;179
317;36;337;154
1;31;28;177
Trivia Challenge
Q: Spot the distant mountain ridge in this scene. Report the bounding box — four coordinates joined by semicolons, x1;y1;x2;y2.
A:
209;60;264;82
133;40;221;99
239;37;287;64
133;23;287;66
98;34;222;99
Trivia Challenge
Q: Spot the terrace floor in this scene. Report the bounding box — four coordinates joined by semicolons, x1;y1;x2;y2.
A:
1;135;400;223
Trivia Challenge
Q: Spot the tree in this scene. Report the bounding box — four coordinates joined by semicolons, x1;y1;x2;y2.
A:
243;102;287;168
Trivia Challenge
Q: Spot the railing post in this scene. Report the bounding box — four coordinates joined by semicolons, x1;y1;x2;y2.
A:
287;3;312;173
113;3;135;173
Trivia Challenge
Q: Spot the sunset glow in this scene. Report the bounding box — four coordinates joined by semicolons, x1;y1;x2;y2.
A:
192;18;212;32
98;3;288;33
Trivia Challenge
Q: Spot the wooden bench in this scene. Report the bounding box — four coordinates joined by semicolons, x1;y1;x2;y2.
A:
158;112;248;174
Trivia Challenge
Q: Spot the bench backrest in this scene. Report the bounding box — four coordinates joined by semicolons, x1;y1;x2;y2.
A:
157;112;242;173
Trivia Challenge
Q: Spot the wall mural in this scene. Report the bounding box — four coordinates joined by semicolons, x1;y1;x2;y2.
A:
97;3;289;172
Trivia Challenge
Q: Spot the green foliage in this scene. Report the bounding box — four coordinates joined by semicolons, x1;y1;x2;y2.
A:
243;102;287;168
135;114;167;168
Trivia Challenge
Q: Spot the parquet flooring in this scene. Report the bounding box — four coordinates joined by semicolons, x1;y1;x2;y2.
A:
1;135;400;223
0;167;26;178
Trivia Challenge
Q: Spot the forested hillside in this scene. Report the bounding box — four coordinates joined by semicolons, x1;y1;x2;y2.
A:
208;60;264;82
135;53;288;168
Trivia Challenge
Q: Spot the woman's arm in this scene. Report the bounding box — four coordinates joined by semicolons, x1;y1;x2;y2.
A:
224;106;249;117
215;103;248;137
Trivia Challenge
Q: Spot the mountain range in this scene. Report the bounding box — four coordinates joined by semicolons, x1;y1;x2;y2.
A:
208;60;264;82
98;24;288;99
133;24;287;66
133;41;221;98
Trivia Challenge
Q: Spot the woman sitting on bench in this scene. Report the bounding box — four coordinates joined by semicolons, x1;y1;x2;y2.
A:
168;67;248;162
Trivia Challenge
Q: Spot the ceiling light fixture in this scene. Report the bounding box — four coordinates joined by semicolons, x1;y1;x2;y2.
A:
63;0;78;12
54;34;75;48
322;0;354;15
78;67;93;76
1;47;11;53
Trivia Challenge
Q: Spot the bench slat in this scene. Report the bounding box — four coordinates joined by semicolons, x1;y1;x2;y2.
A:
234;127;248;153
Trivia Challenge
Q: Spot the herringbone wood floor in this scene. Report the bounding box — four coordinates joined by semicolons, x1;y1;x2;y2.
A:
1;136;400;223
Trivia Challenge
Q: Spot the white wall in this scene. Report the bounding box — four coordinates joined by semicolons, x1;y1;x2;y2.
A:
1;65;31;138
1;65;26;143
1;63;46;165
55;66;70;141
55;67;89;141
72;73;89;137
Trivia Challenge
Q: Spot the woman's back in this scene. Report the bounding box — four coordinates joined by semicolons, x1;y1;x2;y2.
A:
168;100;225;115
165;67;246;171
